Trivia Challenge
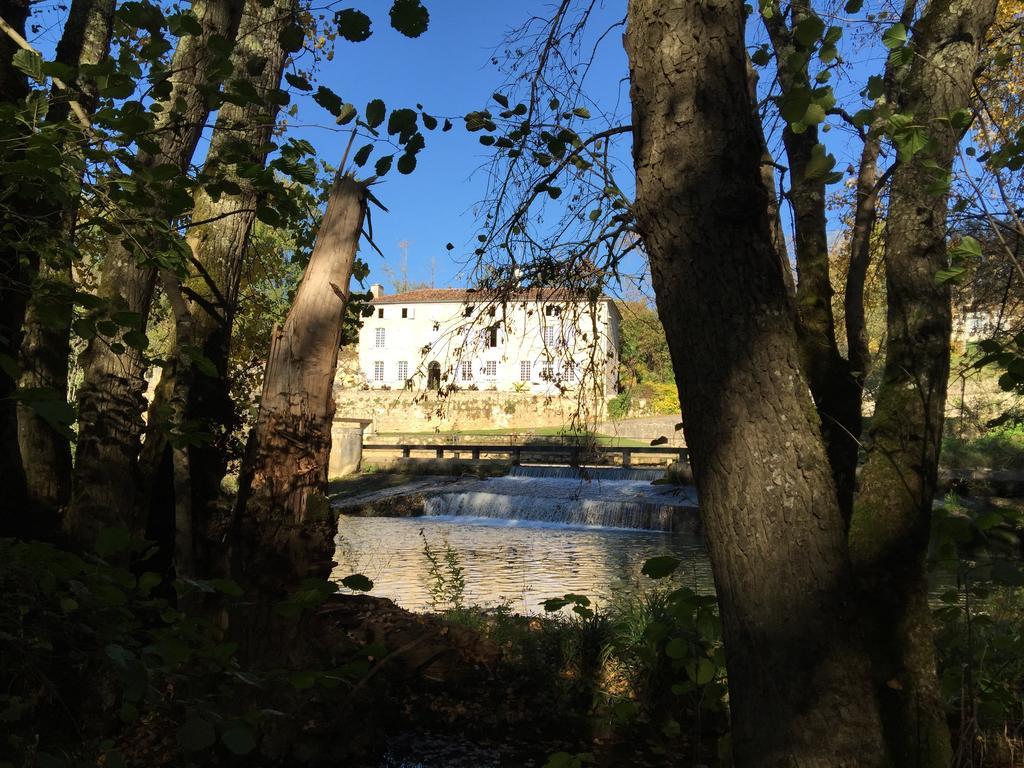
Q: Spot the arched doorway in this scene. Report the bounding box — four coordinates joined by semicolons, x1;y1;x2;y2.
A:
427;361;441;390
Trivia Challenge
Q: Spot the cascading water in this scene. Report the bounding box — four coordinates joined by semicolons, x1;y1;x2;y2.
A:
422;465;699;532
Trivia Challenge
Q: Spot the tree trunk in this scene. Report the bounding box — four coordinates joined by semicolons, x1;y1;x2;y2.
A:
16;0;116;530
233;173;366;599
139;0;294;576
0;0;33;531
763;2;861;517
845;0;917;391
66;0;244;550
850;0;999;763
624;1;886;765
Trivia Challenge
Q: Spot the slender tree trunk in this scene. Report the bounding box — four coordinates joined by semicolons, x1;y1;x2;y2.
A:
850;0;999;763
625;2;886;765
139;0;293;576
66;0;244;550
0;0;33;530
845;0;917;390
763;2;861;517
233;173;366;600
16;0;116;531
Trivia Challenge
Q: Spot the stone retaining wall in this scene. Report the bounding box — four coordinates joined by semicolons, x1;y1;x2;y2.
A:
332;388;605;434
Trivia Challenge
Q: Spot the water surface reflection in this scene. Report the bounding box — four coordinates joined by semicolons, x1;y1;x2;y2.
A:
332;515;713;614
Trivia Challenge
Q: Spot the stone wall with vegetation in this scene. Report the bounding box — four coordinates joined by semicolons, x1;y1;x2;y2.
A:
332;387;606;434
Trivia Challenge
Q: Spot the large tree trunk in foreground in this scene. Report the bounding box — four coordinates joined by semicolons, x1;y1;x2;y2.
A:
0;0;33;530
17;0;116;530
850;0;999;763
235;174;366;590
140;0;293;577
66;0;244;550
625;1;886;765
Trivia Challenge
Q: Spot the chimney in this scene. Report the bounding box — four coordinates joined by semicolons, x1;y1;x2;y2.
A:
370;283;384;299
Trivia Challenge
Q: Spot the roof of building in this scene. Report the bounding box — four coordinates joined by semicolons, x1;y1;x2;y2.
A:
372;287;615;305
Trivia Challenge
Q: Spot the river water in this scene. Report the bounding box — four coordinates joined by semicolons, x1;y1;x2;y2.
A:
332;514;712;614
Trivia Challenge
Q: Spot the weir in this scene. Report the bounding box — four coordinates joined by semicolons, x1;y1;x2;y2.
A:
422;465;699;532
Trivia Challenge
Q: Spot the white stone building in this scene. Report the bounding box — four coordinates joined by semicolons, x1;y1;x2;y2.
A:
356;285;621;397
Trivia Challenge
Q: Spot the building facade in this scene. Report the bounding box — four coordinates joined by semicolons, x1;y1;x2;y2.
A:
356;286;621;397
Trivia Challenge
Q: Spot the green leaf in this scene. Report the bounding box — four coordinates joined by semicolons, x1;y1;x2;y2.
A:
221;725;257;755
387;107;418;139
365;98;386;128
794;15;825;48
289;670;316;689
882;23;907;50
685;657;717;685
546;186;562;200
12;49;45;82
779;87;812;123
802;103;826;125
96;526;131;557
492;92;509;108
572;107;591;119
374;155;393;176
950;235;982;260
167;11;202;36
337;103;357;125
751;46;771;66
665;638;688;659
390;0;429;38
353;143;373;167
642;556;681;579
935;266;967;285
284;72;312;91
844;0;863;11
341;573;374;591
177;717;216;752
803;143;836;180
278;23;305;53
396;153;417;174
422;113;438;130
313;86;344;116
335;8;372;42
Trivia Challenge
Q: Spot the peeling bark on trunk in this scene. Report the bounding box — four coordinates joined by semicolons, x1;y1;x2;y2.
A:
140;0;293;577
763;2;861;517
66;0;244;550
233;174;366;600
625;1;886;764
850;0;999;763
16;0;116;529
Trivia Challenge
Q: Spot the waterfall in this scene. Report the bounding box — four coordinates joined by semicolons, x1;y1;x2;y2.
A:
422;469;699;532
506;465;668;482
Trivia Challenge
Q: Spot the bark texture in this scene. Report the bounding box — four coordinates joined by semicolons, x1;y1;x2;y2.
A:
763;1;861;517
16;0;116;527
66;0;244;549
140;0;293;576
850;0;999;763
233;174;366;600
625;1;885;765
844;0;917;389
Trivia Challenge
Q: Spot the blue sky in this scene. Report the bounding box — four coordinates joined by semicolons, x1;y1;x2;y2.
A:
24;0;929;297
283;1;634;295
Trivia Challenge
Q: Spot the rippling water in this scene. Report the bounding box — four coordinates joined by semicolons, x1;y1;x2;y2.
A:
331;514;713;614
